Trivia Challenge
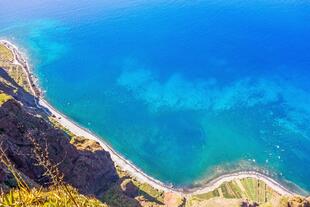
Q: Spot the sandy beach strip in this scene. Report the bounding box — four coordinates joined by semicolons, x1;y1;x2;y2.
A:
0;39;295;196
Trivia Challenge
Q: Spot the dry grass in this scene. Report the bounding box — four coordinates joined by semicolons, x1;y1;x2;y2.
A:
0;139;108;207
0;44;14;62
0;185;108;207
0;92;11;106
0;43;31;93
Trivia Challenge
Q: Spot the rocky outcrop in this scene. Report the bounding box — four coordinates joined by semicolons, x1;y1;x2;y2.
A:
286;196;310;207
121;179;140;198
0;97;119;196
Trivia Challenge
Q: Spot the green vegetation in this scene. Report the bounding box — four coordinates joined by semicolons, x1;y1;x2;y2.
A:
193;189;220;201
131;179;165;203
0;43;31;93
49;116;76;138
0;186;108;207
101;183;140;207
104;166;166;206
0;44;14;62
240;177;278;203
0;64;31;93
187;177;281;207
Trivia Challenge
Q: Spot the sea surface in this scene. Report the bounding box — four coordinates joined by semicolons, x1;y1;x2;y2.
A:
1;0;310;192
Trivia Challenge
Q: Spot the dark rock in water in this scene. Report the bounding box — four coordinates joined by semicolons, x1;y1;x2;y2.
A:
0;98;119;196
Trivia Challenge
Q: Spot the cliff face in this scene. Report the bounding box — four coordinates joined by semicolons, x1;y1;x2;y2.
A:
0;50;119;196
0;57;171;206
0;97;119;196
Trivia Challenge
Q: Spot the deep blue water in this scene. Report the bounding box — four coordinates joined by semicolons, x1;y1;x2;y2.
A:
1;0;310;192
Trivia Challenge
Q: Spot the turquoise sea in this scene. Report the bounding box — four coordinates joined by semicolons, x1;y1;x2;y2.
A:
1;0;310;192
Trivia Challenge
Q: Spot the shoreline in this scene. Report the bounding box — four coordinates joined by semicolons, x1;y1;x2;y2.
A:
0;39;296;196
